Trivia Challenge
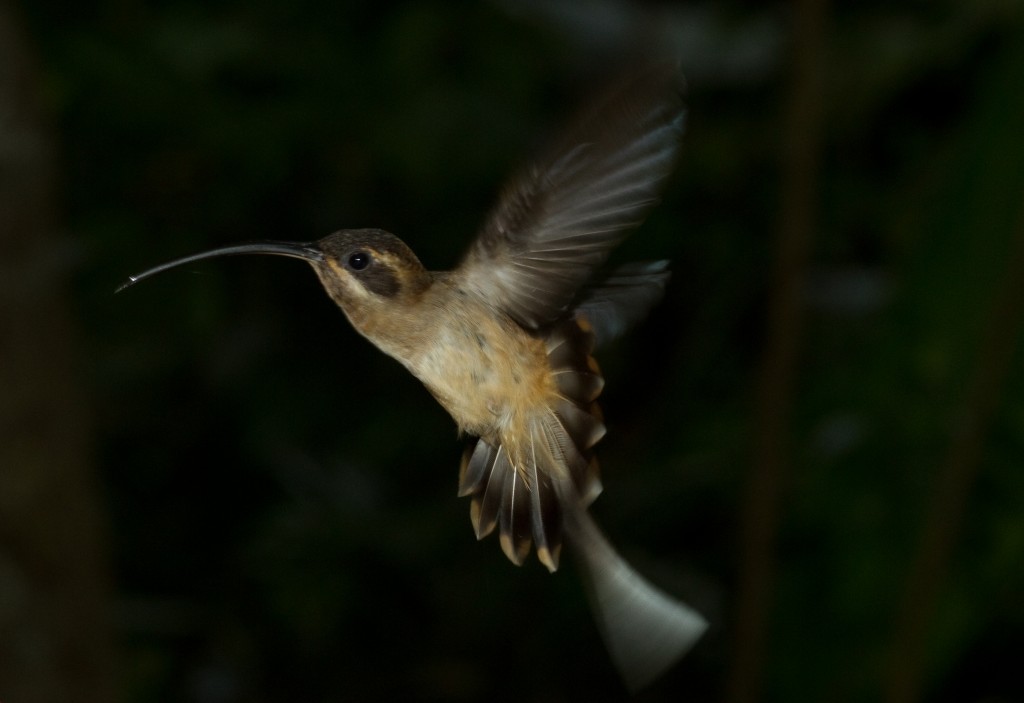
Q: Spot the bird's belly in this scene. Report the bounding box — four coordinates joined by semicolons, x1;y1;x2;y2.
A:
406;317;554;438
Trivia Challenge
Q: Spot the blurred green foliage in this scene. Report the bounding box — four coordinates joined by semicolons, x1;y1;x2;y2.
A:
13;0;1024;701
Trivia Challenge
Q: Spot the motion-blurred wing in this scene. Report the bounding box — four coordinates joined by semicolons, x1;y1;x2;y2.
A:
575;260;671;347
457;66;685;329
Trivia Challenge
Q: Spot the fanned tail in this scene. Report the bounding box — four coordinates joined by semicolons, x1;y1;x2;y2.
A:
456;317;706;688
457;403;602;572
457;319;606;571
459;439;548;568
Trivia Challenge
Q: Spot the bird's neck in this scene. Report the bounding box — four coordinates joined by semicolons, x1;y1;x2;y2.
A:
339;279;440;371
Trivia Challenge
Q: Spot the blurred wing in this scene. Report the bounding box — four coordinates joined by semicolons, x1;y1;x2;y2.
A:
575;260;671;347
458;66;685;329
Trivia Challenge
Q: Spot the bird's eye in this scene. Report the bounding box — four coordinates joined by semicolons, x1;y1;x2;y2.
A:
348;251;370;270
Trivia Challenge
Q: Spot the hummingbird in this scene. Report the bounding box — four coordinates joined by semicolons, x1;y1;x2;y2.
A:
119;65;707;691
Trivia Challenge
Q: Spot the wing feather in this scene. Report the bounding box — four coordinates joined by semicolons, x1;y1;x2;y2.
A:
457;65;685;329
574;260;672;346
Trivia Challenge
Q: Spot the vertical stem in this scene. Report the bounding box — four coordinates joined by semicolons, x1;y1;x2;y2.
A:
727;1;828;702
0;3;116;702
885;204;1024;703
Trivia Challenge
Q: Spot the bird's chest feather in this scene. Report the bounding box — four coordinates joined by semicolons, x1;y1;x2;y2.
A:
405;309;556;439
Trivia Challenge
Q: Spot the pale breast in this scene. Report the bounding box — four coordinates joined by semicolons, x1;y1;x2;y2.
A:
407;296;556;439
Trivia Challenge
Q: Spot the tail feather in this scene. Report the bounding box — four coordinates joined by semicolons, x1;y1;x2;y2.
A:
460;317;607;569
546;319;605;504
497;463;533;565
469;444;512;539
461;432;564;570
459;440;495;497
553;396;606;450
528;464;562;572
561;494;707;692
456;314;706;688
540;407;602;506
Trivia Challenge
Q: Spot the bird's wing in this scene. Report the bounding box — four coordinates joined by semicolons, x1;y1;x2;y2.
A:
456;66;685;329
574;260;671;347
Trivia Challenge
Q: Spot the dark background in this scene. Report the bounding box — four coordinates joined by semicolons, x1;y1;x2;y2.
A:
2;1;1024;702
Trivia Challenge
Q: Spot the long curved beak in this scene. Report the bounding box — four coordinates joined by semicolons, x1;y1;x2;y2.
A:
116;240;324;293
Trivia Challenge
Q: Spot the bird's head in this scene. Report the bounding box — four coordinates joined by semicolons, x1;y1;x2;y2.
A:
117;228;431;315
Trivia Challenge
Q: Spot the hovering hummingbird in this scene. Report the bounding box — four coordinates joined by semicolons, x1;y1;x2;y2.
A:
119;65;706;691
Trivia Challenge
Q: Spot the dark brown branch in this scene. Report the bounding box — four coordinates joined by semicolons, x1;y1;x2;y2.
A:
727;1;828;702
0;3;116;701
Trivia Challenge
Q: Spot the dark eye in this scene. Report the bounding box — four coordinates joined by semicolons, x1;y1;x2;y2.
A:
348;251;370;270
